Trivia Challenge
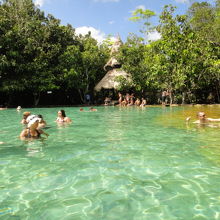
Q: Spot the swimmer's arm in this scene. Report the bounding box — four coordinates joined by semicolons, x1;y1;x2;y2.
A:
64;117;72;123
19;130;27;139
21;119;27;124
38;129;49;137
207;118;220;122
186;116;191;122
185;117;199;124
20;129;27;137
192;120;200;124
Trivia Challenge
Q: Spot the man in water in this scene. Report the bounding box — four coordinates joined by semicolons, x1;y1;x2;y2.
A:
186;112;220;124
90;107;97;112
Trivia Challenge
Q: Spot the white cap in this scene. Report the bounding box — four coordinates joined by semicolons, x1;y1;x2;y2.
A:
26;115;41;128
26;115;37;123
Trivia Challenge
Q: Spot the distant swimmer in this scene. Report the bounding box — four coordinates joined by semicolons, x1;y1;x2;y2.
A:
17;106;21;111
56;110;72;123
89;107;97;112
79;108;92;112
186;112;220;124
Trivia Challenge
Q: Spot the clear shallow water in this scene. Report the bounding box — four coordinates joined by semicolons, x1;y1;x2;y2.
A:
0;105;220;220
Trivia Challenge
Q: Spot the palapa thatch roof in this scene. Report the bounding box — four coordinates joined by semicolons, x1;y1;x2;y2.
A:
94;34;132;91
104;57;121;71
94;69;131;91
110;35;122;55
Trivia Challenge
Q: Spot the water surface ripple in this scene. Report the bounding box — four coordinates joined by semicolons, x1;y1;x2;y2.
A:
0;106;220;219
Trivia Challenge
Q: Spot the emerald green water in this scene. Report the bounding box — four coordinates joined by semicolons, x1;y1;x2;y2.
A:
0;106;220;220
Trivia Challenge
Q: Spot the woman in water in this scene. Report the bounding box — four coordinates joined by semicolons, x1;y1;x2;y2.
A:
56;110;72;123
20;117;49;140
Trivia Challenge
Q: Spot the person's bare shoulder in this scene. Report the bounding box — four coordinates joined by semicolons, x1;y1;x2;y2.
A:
65;117;72;122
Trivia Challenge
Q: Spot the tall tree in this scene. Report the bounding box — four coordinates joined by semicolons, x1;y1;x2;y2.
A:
59;33;109;103
187;2;215;42
0;0;78;105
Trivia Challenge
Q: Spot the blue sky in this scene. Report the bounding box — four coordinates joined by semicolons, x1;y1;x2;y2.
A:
34;0;214;42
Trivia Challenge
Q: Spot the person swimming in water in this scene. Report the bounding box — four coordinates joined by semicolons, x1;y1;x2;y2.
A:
20;116;49;140
56;110;72;123
89;107;97;112
21;112;31;124
37;114;47;129
186;111;220;124
16;106;21;111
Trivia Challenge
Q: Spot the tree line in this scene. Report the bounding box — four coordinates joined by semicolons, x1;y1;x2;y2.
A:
0;0;220;106
118;1;220;104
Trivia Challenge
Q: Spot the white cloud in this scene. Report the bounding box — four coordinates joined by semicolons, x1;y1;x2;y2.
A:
108;20;115;25
34;0;47;7
135;5;146;10
75;26;118;43
174;0;189;3
130;5;146;14
93;0;120;2
75;26;106;43
146;30;161;42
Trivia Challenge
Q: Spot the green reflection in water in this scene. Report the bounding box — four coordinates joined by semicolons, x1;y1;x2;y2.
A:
0;105;220;219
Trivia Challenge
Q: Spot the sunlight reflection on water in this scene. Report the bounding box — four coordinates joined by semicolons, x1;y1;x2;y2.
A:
0;105;220;219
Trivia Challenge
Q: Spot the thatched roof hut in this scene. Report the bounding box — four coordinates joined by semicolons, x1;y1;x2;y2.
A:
94;69;130;91
94;35;131;92
110;35;122;55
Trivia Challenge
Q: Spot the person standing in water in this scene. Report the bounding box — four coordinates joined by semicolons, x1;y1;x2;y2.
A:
21;112;31;124
56;110;72;123
20;117;49;140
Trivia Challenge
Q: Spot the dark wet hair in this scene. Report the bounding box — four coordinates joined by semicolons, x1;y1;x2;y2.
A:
60;109;66;117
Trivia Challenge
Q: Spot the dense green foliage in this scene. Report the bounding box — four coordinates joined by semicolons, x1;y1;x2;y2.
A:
119;1;220;104
0;0;109;106
0;0;220;106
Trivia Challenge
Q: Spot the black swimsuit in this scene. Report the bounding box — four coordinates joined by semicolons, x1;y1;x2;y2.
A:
26;128;41;138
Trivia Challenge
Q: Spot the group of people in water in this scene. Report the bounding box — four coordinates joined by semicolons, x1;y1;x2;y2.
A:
104;93;147;107
1;103;220;142
18;107;99;140
104;89;171;107
19;109;72;140
119;93;147;107
105;91;172;107
18;108;220;140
